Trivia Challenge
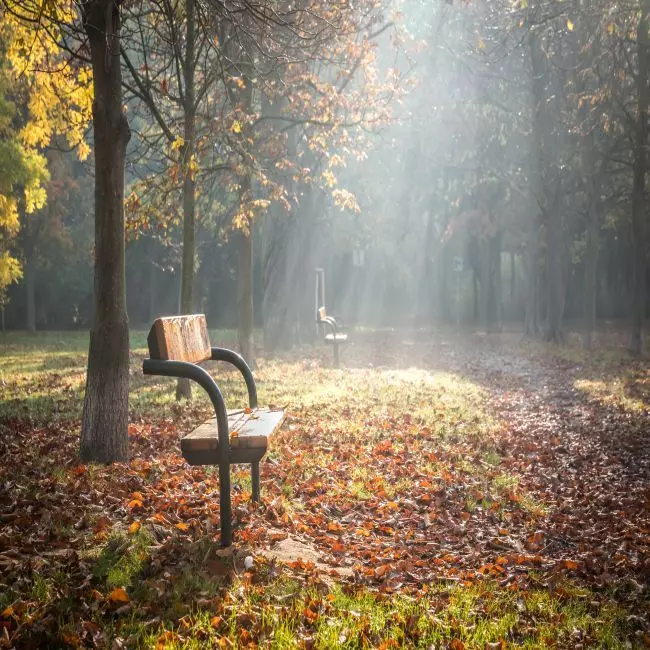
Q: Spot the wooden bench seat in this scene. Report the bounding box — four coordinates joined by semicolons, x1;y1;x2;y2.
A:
142;314;285;546
182;408;286;465
324;333;348;343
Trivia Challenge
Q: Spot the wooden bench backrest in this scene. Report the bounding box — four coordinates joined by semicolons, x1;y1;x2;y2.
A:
147;315;211;362
318;307;327;321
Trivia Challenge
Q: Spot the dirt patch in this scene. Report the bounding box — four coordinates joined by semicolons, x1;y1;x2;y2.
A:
262;531;353;578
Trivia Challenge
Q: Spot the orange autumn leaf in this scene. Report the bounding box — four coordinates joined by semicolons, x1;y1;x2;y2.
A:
176;522;190;531
156;631;179;649
108;588;129;603
129;521;141;534
374;564;390;578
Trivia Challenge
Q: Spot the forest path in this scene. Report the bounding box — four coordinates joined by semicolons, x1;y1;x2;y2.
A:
446;333;650;590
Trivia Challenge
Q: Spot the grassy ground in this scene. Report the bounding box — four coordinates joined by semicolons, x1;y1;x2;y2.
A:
0;329;648;648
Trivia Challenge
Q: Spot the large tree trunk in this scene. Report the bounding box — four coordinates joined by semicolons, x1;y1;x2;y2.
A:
630;0;649;356
176;0;197;399
80;0;130;463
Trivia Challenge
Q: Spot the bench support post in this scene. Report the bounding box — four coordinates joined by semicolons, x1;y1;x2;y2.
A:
219;462;232;546
333;342;340;368
251;461;261;502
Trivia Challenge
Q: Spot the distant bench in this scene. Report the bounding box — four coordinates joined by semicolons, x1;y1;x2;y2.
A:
316;306;348;368
143;314;285;546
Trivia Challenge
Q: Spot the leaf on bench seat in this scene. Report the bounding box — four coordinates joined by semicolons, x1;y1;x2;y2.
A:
181;408;286;453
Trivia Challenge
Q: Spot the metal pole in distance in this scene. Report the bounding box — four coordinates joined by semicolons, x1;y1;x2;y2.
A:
456;272;460;328
315;268;325;337
333;342;340;368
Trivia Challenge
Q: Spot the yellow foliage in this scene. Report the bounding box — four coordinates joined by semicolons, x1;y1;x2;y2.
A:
321;169;337;188
0;196;19;233
2;3;92;157
0;2;92;295
0;252;22;293
332;189;360;214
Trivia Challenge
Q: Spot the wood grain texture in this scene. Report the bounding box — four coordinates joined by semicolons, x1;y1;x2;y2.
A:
147;314;211;362
181;408;285;453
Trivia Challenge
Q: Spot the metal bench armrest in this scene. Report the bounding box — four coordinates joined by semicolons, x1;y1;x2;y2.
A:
211;347;258;408
143;357;233;545
317;317;338;335
142;359;229;456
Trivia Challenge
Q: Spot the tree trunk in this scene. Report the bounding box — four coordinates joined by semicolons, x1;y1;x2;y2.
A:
236;175;255;368
492;232;502;332
510;251;515;303
546;205;564;342
262;212;292;352
524;222;539;336
25;235;36;333
480;240;490;330
630;0;649;356
582;197;600;350
176;0;197;399
526;23;547;339
472;265;478;324
80;0;130;464
416;210;435;327
148;258;157;323
237;224;254;366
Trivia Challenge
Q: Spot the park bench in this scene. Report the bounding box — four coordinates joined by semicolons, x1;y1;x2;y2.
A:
142;314;285;546
316;306;347;368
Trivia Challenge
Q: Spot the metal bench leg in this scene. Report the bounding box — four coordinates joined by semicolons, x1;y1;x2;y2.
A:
219;461;232;546
251;461;260;502
333;342;340;368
